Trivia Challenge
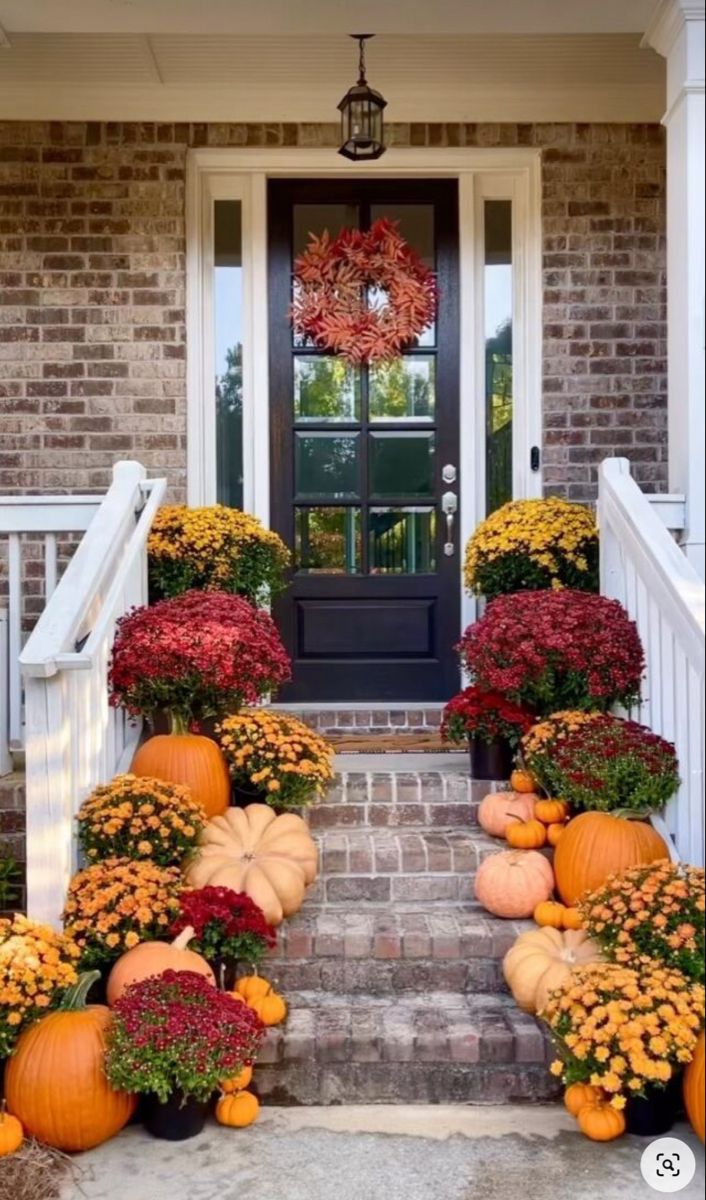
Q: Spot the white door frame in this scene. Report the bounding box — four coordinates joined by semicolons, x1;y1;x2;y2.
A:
186;146;543;633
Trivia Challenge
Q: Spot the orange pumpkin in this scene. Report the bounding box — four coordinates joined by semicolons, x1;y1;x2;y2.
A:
106;926;215;1006
546;822;566;847
249;989;287;1027
477;791;537;839
577;1099;626;1142
235;974;273;1004
561;907;584;931
506;818;547;850
684;1032;705;1143
0;1102;23;1157
534;799;569;825
221;1064;253;1094
534;901;566;929
554;812;669;905
510;769;538;794
564;1083;604;1118
216;1090;260;1128
131;731;230;819
474;850;554;919
5;972;136;1152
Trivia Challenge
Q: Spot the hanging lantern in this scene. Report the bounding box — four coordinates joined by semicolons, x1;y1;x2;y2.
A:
338;34;387;162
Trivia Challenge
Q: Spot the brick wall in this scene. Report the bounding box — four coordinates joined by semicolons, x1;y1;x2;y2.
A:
0;120;667;502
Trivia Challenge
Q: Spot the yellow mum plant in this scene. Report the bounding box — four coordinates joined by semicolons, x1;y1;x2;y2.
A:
62;858;182;969
218;709;334;810
464;498;598;599
544;960;705;1107
148;504;290;603
76;773;207;867
0;915;80;1056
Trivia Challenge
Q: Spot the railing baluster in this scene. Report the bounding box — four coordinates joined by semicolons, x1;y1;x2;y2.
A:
7;533;22;748
44;532;58;599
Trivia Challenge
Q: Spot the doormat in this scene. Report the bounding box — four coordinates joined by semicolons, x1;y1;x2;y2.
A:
328;732;459;754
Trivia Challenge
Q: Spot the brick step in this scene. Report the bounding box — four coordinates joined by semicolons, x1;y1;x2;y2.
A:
255;991;558;1105
305;827;499;906
308;770;499;832
272;705;444;736
265;908;530;996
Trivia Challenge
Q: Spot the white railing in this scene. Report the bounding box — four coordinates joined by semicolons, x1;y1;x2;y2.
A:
0;494;101;774
599;458;706;866
19;462;166;925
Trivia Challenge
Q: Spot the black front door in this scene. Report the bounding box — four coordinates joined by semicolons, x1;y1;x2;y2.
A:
268;178;460;701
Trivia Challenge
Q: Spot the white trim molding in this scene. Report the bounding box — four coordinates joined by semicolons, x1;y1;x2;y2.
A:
186;147;543;619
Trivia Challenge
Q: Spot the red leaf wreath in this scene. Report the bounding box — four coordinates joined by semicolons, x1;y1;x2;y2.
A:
290;218;438;364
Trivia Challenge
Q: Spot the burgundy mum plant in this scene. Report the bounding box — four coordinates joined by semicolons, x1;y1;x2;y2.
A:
105;969;264;1103
459;590;644;715
441;687;534;748
109;589;291;724
170;887;276;971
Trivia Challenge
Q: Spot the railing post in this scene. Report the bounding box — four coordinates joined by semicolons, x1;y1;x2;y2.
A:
0;608;10;776
24;673;74;927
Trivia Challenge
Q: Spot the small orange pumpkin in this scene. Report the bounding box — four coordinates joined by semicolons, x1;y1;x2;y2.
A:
107;926;215;1006
477;791;537;839
561;907;584;931
249;989;287;1027
534;901;566;929
131;730;230;819
475;850;554;919
235;975;273;1003
577;1099;626;1142
221;1064;253;1094
510;769;538;794
0;1102;23;1157
535;799;569;825
546;822;566;847
684;1032;705;1143
506;818;547;850
216;1090;260;1128
5;971;136;1152
564;1083;603;1118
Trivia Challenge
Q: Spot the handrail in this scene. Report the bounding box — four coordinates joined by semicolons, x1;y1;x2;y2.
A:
599;458;705;866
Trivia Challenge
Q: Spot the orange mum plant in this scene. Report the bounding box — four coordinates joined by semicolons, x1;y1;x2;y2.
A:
218;709;334;810
76;773;206;867
0;915;80;1057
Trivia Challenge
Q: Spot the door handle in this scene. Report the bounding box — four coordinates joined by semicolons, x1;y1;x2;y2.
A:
441;490;457;557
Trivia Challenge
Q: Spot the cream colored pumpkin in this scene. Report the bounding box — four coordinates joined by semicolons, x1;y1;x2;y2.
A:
502;926;604;1014
186;804;318;926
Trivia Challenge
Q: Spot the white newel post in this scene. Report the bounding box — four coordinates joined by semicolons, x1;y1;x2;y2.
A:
645;0;706;580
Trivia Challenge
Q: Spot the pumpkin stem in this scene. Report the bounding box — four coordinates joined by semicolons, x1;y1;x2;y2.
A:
168;709;191;736
172;925;196;952
59;969;101;1010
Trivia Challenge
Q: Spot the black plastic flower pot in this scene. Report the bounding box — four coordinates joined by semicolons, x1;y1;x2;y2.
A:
625;1074;682;1137
231;783;269;809
142;1091;209;1141
468;737;514;782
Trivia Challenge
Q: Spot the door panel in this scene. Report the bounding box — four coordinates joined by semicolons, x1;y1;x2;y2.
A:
268;178;460;701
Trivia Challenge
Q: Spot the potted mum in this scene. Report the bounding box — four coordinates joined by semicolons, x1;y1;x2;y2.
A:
76;773;206;867
105;970;264;1141
148;503;290;605
169;887;276;990
464;498;599;599
440;687;534;780
109;590;291;819
579;860;704;983
521;712;679;816
459;590;644;716
544;960;705;1136
217;709;334;810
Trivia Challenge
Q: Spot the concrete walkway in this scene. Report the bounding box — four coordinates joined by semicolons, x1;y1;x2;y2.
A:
60;1106;705;1200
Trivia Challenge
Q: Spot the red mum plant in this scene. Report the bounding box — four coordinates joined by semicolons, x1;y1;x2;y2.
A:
105;969;264;1103
459;590;644;715
521;711;679;816
109;590;291;725
441;687;534;748
170;887;276;974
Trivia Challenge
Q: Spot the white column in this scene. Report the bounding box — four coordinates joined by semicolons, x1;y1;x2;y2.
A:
644;0;705;579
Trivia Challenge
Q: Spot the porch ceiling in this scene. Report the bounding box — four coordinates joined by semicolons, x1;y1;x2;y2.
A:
0;28;665;123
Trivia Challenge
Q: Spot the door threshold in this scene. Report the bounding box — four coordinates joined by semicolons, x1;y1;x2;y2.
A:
270;701;444;711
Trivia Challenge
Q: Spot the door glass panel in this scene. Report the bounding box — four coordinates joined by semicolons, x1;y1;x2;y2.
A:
293;204;359;258
295;508;361;574
214;199;243;509
370;203;436;346
369;508;436;574
369;432;435;498
295;432;360;499
369;356;435;422
294;357;361;422
485;199;513;513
